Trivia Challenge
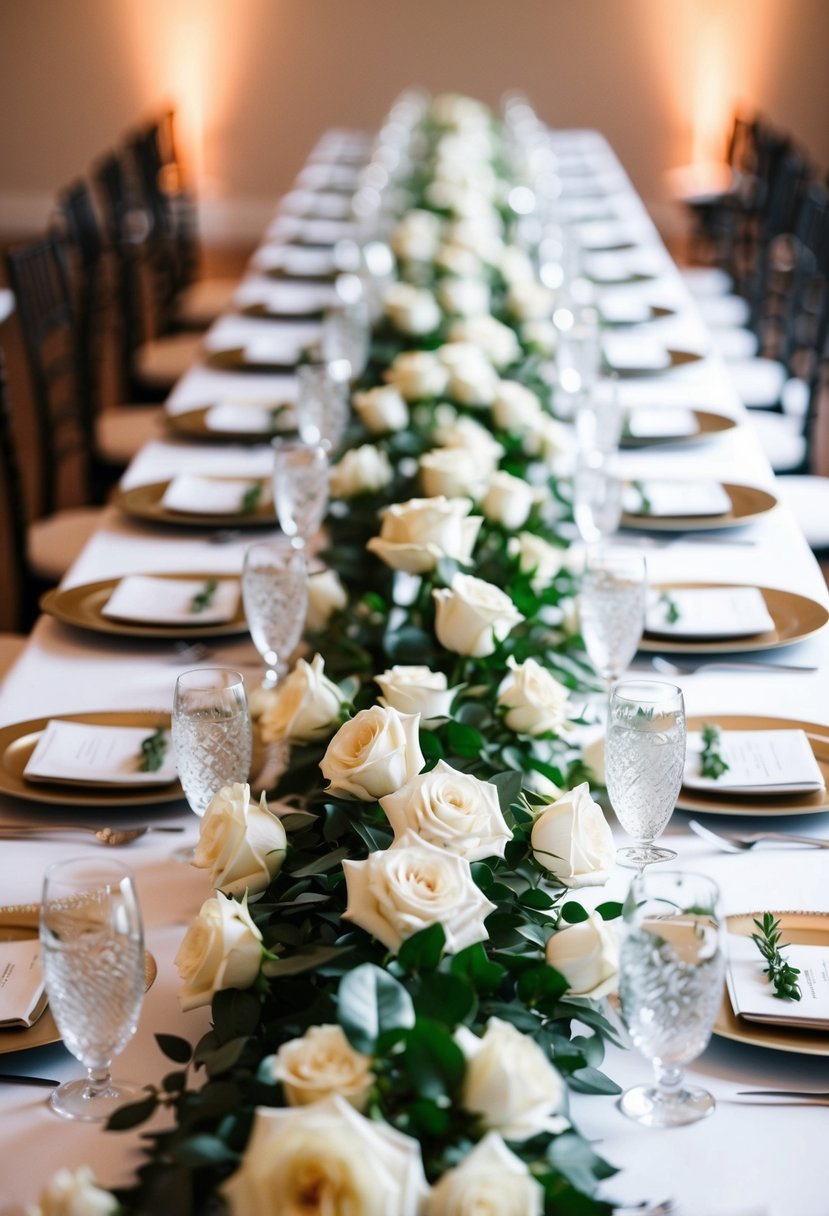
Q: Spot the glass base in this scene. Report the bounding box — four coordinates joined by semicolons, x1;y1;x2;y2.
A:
49;1076;143;1122
619;1082;716;1127
617;845;677;869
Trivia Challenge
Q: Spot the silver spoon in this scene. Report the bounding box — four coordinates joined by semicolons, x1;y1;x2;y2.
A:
688;818;829;852
652;656;816;676
0;824;184;846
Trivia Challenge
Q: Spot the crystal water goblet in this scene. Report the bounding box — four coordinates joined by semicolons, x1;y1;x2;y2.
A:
272;438;329;550
171;668;252;820
575;374;622;457
242;543;308;688
619;869;725;1126
604;679;686;868
295;362;349;453
321;298;370;380
572;451;623;547
578;549;646;689
40;857;145;1121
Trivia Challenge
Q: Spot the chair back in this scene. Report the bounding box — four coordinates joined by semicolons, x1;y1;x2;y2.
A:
0;347;34;629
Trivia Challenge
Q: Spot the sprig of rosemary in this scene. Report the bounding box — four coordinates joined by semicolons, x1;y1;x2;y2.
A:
659;590;681;623
139;725;168;773
241;482;263;514
700;722;729;779
633;480;652;515
751;912;802;1001
190;578;218;613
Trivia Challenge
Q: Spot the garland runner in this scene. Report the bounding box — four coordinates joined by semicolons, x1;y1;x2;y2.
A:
31;94;631;1216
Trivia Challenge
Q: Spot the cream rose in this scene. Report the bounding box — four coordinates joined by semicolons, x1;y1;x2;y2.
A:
437;343;500;407
379;760;512;861
437;277;491;318
499;244;536;284
367;496;482;575
433;412;504;473
329;444;393;499
342;830;496;954
352;385;409;435
482;470;538;530
545;912;619;999
390;208;443;263
193;782;287;897
320;705;425;801
521;319;558;356
306;568;348;632
456;1017;568;1140
383;282;442;336
530;782;615;888
491;380;545;437
425;1133;543;1216
419;447;489;500
448;316;521;371
174;892;263;1011
270;1024;373;1110
260;654;345;745
435;241;484;279
508;531;567;585
507;280;555;322
375;666;457;724
29;1166;118;1216
385;350;449;402
221;1094;428;1216
497;656;570;737
433;572;524;658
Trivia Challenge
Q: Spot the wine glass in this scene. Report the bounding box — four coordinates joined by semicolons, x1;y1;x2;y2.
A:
171;668;252;819
572;450;623;547
242;543;308;688
578;549;646;689
618;869;725;1127
321;297;370;381
294;362;349;453
575;374;622;457
272;438;329;550
604;679;686;868
40;857;145;1121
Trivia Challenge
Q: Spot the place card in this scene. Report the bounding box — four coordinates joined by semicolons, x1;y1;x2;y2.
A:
204;402;286;434
603;334;671;373
625;407;699;439
23;720;178;786
0;937;46;1029
646;586;775;638
726;932;829;1028
684;729;825;795
102;574;241;625
622;479;732;517
161;474;265;515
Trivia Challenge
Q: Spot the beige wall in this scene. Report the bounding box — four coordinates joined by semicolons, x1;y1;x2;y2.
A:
1;0;828;241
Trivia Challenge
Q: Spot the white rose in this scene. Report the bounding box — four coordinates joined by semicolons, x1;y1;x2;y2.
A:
508;531;567;585
390;208;443;263
174;892;263;1011
28;1166;118;1216
437;277;491;318
383;282;442;336
530;782;615;888
306;567;348;632
425;1132;543;1216
522;319;558;356
448;316;521;371
385;350;449;401
435;241;485;279
581;735;606;785
221;1094;428;1216
456;1018;568;1140
499;244;536;284
420;447;489;500
433;572;524;658
434;413;503;474
375;666;458;724
380;760;511;861
352;385;409;435
497;656;570;737
329;444;393;498
431;93;492;130
545;912;619;999
491;380;545;437
507;280;555;322
437;343;500;407
193;782;288;897
320;705;425;800
270;1024;373;1110
482;470;538;530
260;654;345;745
342;830;496;954
527;414;573;466
367;496;482;574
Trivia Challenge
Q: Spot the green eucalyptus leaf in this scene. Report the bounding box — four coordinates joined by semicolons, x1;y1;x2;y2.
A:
414;972;477;1026
566;1066;622;1096
595;901;623;921
155;1034;193;1065
517;963;568;1007
560;901;591;924
261;944;351;977
338;963;415;1053
397;923;446;973
450;942;507;993
519;888;556;911
291;845;350;877
172;1134;239;1168
199;1036;250;1077
211;989;261;1040
547;1130;619;1191
401;1017;466;1099
446;720;485;758
106;1090;158;1130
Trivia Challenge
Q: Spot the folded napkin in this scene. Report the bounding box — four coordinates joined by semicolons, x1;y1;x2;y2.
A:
603;334;672;373
241;335;306;366
102;574;241;625
256;244;340;277
583;248;663;283
684;728;825;795
646;586;775;637
726;930;829;1028
23;720;178;786
622;479;732;517
161;474;266;515
234;281;337;315
597;293;654;326
574;219;639;250
0;937;46;1028
625;407;699;439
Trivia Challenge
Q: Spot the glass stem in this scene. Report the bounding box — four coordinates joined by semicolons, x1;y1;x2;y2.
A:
653;1061;684;1104
84;1065;112;1098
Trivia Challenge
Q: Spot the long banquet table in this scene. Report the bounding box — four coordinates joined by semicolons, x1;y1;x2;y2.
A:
0;122;827;1216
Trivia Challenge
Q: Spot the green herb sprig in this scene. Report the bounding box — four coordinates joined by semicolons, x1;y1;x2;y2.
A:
139;725;168;773
751;912;801;1001
700;722;729;779
241;482;263;514
190;577;218;613
633;480;652;515
659;591;681;623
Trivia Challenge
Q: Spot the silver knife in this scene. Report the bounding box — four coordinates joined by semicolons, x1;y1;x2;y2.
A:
0;1073;58;1087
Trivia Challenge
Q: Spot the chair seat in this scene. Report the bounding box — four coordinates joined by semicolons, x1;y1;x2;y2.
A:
174;278;238;329
748;410;807;473
135;331;204;389
96;404;166;466
726;355;787;409
0;633;27;682
775;475;829;550
679;267;733;298
696;293;751;329
709;326;760;361
28;506;104;583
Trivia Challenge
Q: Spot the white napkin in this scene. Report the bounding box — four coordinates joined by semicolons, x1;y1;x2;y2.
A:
646;586;775;637
102;574;241;625
234;281;337;314
255;244;339;277
583;248;663;282
597;293;654;326
241;335;305;366
626;407;699;439
623;479;732;517
24;720;178;786
603;334;671;373
0;938;46;1028
574;220;638;249
161;474;265;515
205;402;285;434
727;931;829;1027
685;729;825;794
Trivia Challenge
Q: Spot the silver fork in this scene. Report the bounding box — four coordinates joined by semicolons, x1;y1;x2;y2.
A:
688;818;829;852
652;656;817;676
737;1090;829;1104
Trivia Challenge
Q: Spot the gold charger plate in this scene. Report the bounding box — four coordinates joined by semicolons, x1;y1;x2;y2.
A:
0;711;182;807
114;480;276;528
40;573;249;641
640;583;829;654
621;483;778;532
166;406;293;444
678;714;829;817
0;920;157;1055
240;302;324;321
620;409;737;448
205;346;301;374
714;911;829;1055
